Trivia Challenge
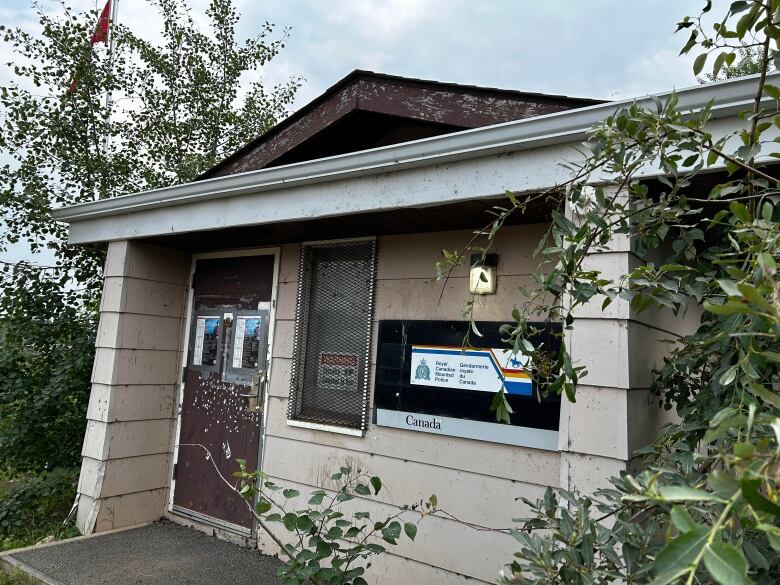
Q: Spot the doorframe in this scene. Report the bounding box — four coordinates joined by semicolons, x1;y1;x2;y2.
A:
167;246;281;536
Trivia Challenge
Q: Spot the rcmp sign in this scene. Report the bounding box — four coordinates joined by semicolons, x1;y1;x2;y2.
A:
373;320;561;450
409;345;532;395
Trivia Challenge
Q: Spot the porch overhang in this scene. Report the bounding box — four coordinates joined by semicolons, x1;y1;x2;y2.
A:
52;72;779;246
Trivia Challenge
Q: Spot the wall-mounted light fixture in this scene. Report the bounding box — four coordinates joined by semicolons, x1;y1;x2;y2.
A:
469;253;498;295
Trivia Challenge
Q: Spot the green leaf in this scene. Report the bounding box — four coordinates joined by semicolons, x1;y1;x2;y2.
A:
762;351;780;365
736;5;756;37
296;514;314;532
254;499;272;515
716;279;741;297
344;526;362;539
771;418;780;446
702;542;753;585
354;483;371;496
325;526;343;540
733;441;755;459
403;522;417;541
670;506;699;533
370;476;382;495
709;470;741;498
741;478;780;516
742;540;769;572
703;300;751;315
757;253;777;276
651;527;709;585
704;414;746;444
737;282;771;309
764;84;780;100
757;523;780;552
308;490;326;506
381;520;402;545
490;388;513;423
282;512;298;531
680;30;699;55
747;382;780;410
657;485;718;502
712;52;731;78
693;53;708;76
719;365;738;387
730;200;750;222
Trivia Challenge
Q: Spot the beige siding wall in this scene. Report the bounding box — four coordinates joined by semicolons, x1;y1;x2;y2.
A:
265;220;698;583
73;219;698;582
559;189;699;493
266;224;555;584
76;240;190;533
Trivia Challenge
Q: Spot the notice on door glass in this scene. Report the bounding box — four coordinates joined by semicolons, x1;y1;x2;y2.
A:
318;352;359;393
193;316;220;366
233;316;263;369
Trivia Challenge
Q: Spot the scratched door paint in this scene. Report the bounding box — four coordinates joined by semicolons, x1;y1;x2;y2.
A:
173;255;274;529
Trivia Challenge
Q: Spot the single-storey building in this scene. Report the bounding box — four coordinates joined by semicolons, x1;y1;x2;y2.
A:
51;70;770;584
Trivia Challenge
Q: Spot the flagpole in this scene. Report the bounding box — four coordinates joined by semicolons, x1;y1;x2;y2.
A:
101;0;118;198
102;0;118;149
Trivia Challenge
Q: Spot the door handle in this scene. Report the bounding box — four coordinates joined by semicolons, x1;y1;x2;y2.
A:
240;369;267;412
238;369;266;397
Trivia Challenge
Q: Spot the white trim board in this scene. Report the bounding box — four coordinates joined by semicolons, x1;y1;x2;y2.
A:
286;419;364;437
63;117;772;246
375;409;559;451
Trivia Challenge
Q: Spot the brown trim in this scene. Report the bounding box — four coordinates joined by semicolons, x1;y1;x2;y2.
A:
199;69;605;179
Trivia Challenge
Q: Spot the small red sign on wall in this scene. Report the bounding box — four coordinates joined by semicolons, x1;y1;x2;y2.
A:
318;352;359;392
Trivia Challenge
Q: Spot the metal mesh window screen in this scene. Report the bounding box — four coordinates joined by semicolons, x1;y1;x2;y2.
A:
288;239;376;430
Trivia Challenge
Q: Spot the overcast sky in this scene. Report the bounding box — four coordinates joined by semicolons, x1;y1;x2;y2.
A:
0;0;715;264
248;0;707;105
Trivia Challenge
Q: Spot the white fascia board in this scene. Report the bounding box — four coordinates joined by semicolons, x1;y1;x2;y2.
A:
65;116;770;245
54;73;776;244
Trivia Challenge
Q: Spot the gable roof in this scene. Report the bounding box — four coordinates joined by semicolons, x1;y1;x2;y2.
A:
200;70;603;179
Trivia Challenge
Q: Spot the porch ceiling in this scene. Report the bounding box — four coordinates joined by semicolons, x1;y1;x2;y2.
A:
143;195;550;251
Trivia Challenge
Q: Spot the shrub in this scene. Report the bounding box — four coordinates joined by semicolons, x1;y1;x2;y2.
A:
0;467;78;540
0;267;97;472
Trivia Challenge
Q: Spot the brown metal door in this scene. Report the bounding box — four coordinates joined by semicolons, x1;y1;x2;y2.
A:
173;254;275;530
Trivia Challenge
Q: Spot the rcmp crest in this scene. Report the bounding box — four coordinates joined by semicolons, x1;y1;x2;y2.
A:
414;358;431;381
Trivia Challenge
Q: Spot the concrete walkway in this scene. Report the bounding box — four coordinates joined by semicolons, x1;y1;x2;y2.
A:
0;521;283;585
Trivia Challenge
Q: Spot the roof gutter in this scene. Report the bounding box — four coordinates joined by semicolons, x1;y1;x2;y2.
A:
52;72;775;224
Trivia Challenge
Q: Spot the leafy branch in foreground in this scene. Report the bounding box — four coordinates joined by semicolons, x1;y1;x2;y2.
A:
436;1;780;583
0;0;299;475
181;443;433;585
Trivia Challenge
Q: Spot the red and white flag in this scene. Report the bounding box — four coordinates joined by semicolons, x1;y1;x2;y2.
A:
90;0;111;45
67;0;112;94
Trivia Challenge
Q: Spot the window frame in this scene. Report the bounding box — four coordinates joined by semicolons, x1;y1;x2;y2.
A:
286;237;377;435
